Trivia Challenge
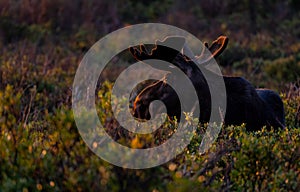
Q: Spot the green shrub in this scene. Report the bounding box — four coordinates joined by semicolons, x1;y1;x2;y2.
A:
0;2;299;190
264;56;300;83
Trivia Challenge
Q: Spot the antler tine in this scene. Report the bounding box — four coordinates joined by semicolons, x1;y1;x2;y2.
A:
129;46;140;58
129;47;137;56
139;44;153;59
157;36;185;50
129;44;151;61
139;44;148;54
130;36;185;63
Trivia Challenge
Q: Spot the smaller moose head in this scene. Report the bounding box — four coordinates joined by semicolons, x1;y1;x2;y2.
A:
132;78;181;121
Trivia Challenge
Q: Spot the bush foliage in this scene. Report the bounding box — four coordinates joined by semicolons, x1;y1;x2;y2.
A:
0;0;299;191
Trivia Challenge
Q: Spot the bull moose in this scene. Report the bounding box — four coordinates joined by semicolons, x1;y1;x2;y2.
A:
129;36;285;131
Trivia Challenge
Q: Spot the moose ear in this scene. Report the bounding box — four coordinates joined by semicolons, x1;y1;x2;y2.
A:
207;36;228;58
195;36;228;65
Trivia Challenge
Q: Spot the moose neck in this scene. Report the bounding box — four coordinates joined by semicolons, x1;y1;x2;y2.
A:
169;53;214;122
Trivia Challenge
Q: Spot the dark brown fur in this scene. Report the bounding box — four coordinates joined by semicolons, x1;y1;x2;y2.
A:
129;36;285;131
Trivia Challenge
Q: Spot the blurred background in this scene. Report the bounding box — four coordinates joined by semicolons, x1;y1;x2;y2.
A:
0;0;299;191
1;0;299;88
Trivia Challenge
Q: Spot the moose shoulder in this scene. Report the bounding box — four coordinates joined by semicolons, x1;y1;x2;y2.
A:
129;36;285;131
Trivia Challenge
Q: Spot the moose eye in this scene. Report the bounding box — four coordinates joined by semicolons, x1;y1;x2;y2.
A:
141;99;147;105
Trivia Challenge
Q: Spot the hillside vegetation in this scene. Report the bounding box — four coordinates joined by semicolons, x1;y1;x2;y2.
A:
0;0;299;191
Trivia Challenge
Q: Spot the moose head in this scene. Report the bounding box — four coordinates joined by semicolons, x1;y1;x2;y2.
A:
129;36;285;131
